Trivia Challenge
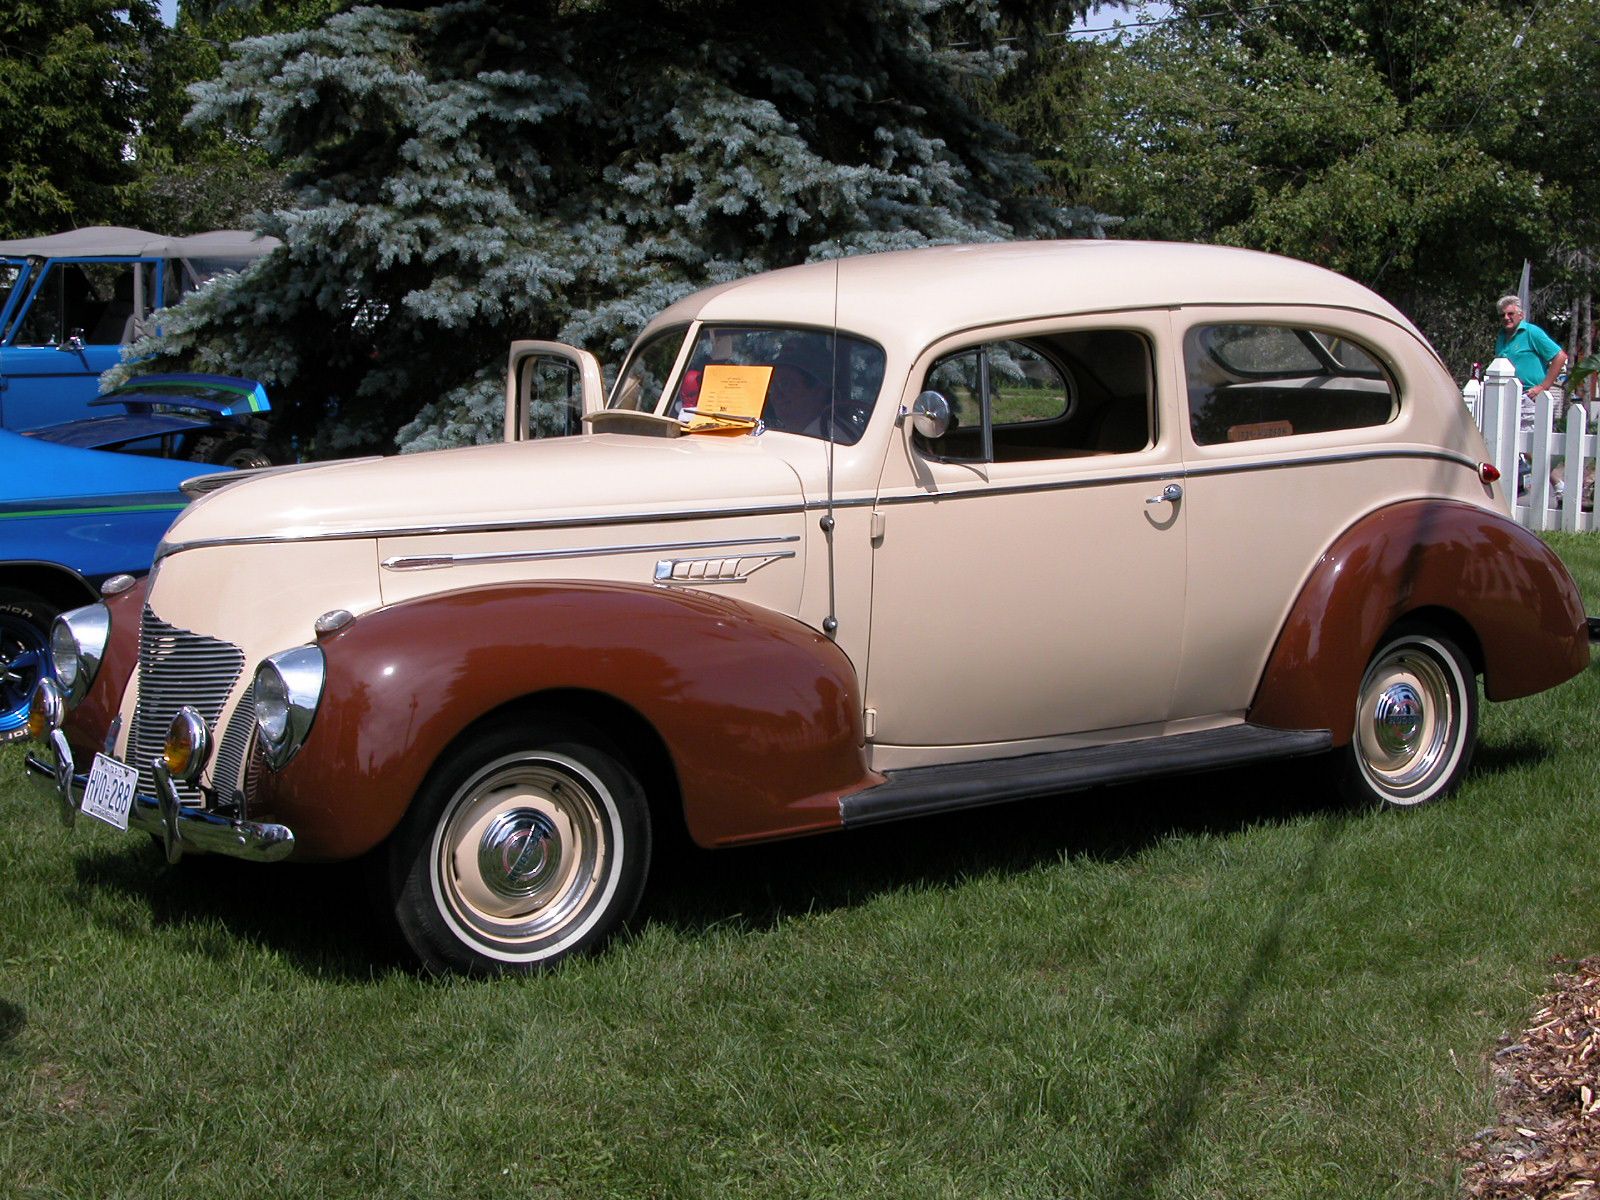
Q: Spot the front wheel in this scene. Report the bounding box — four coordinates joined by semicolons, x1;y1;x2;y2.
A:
385;716;651;973
0;589;55;744
1339;626;1478;808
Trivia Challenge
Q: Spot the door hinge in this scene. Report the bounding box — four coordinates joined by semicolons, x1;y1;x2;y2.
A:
870;510;885;543
863;707;877;739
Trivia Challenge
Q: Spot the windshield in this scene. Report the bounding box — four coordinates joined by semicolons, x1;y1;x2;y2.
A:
609;326;688;411
0;259;23;327
672;326;885;445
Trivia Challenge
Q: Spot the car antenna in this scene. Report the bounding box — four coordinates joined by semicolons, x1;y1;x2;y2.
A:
821;257;840;639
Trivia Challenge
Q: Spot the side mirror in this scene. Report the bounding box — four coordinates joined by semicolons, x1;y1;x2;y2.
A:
910;390;951;440
58;329;86;354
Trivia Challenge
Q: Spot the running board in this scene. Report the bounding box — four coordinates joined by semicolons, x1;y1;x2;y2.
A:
842;724;1332;828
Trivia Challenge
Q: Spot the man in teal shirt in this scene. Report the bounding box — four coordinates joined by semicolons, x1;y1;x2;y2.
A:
1496;295;1568;400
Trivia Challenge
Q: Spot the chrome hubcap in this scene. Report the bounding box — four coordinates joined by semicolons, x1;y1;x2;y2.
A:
433;753;611;950
1371;682;1424;757
478;809;562;900
1355;641;1458;800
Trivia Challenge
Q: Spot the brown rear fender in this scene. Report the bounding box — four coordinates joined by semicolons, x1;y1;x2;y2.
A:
252;580;879;860
1249;499;1589;742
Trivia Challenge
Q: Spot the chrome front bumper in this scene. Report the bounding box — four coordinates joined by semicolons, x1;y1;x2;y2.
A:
24;729;295;863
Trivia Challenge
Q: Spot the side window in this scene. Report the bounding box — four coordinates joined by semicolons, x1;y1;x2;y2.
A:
1185;324;1397;445
11;263;147;347
924;348;984;437
519;356;583;437
916;330;1152;463
12;264;68;345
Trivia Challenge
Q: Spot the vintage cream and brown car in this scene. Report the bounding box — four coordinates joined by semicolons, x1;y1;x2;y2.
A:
24;241;1592;973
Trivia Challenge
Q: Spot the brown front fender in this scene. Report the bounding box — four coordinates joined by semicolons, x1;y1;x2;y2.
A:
59;577;146;765
252;581;879;860
1249;499;1589;743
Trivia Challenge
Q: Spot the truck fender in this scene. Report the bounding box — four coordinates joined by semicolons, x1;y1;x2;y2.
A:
1248;499;1589;742
253;580;879;860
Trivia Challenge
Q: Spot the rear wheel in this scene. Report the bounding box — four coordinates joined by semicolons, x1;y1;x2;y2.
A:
1339;625;1477;808
385;716;651;973
191;434;272;470
0;589;54;744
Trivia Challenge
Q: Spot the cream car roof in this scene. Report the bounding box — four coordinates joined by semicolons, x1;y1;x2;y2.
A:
644;240;1428;360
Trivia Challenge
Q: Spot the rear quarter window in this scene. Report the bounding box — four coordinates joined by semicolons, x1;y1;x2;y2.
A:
1185;324;1398;445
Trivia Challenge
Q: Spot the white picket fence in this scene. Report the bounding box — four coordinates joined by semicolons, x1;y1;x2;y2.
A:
1463;357;1599;533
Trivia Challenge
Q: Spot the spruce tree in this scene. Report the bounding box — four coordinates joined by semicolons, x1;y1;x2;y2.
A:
121;0;1100;453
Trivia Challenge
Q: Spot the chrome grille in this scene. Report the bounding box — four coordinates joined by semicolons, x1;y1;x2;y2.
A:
213;679;257;815
128;607;245;807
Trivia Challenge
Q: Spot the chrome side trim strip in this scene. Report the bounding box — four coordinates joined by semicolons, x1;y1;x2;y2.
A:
1185;447;1479;479
158;447;1481;559
382;534;800;572
873;447;1481;507
160;505;821;559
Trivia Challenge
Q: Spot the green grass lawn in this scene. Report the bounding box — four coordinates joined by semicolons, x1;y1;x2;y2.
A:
4;537;1599;1199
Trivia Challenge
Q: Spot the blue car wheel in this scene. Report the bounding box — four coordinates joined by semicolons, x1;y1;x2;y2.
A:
0;589;52;743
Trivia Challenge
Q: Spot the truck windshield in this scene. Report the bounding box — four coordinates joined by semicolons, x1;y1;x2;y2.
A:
0;260;22;326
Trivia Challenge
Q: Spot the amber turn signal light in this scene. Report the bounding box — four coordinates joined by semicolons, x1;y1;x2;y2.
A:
162;707;212;784
26;679;65;742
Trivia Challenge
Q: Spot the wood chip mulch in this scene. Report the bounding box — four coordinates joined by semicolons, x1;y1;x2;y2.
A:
1459;957;1600;1199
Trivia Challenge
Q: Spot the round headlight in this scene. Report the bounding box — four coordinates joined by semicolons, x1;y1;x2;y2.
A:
50;621;80;692
254;664;290;748
50;603;110;705
252;645;325;769
162;707;211;784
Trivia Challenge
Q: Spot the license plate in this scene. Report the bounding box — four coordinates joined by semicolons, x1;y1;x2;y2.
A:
82;753;138;831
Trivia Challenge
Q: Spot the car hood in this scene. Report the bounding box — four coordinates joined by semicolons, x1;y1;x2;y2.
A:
28;412;210;451
165;433;810;547
0;427;218;501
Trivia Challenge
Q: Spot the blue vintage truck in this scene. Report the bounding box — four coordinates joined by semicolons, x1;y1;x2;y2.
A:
0;226;278;431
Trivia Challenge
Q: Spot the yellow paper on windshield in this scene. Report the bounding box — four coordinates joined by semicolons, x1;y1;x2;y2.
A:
697;365;772;419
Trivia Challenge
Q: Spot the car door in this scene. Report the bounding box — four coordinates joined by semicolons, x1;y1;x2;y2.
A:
864;312;1188;760
1168;307;1426;720
503;340;606;441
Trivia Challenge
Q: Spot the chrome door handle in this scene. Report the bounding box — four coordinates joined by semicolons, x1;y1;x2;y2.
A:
1146;483;1183;505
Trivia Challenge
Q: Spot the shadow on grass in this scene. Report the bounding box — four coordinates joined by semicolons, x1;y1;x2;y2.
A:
1094;803;1342;1200
68;845;409;982
58;755;1349;981
1469;735;1554;777
0;998;24;1051
637;754;1347;938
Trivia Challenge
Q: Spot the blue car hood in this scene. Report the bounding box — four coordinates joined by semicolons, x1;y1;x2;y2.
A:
27;413;209;451
0;427;220;504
